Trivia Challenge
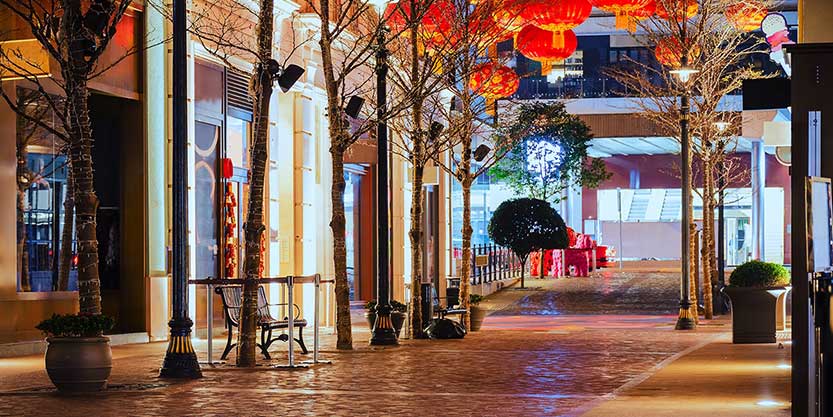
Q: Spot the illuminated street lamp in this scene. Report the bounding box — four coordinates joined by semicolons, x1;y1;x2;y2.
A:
369;0;398;346
713;120;730;314
673;45;698;331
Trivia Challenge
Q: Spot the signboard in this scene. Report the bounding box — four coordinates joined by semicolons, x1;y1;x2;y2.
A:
475;255;489;267
807;177;833;273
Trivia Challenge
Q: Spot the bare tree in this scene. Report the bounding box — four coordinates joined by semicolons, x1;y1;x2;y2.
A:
188;0;308;366
0;0;135;313
420;0;531;330
606;0;769;318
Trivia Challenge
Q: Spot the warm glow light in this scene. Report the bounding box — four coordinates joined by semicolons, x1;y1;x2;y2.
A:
776;363;791;370
713;121;731;133
670;67;698;83
756;400;784;407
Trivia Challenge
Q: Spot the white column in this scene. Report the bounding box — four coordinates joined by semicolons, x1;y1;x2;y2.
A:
145;5;169;341
751;139;766;260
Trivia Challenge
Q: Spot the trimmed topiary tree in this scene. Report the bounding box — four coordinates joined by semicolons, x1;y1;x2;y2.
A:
488;198;568;288
729;260;790;289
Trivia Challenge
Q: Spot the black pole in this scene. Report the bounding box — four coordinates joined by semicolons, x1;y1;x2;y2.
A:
674;41;696;331
370;26;398;346
160;0;202;378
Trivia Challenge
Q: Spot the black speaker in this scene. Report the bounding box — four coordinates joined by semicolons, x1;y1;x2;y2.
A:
345;96;365;118
277;64;305;93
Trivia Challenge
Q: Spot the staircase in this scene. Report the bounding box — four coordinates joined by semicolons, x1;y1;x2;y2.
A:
627;189;651;221
660;189;682;221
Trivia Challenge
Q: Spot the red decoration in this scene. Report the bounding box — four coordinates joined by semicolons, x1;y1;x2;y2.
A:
654;36;700;67
516;26;578;75
223;183;237;278
493;0;534;37
221;158;233;179
384;0;455;53
725;0;767;32
523;0;591;48
469;63;520;99
590;0;654;31
655;0;698;21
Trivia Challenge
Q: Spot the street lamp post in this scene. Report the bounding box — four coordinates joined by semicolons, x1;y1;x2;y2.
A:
160;0;202;377
671;46;698;331
370;24;398;346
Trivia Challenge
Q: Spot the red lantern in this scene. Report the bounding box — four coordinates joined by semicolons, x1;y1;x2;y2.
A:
384;0;455;48
469;62;520;112
654;36;700;67
523;0;591;48
516;26;578;75
655;0;698;21
493;0;533;35
590;0;654;31
221;158;234;179
630;0;656;22
725;0;767;32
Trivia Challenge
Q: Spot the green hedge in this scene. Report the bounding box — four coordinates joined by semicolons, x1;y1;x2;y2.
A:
729;260;790;288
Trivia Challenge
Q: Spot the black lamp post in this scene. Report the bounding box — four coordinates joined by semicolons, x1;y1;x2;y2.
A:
670;39;698;331
160;0;202;378
370;25;398;346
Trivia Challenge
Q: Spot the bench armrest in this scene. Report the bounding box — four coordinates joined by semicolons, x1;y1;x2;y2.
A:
267;303;302;320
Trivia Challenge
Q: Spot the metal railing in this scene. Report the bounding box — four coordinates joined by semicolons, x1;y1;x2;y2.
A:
468;244;524;286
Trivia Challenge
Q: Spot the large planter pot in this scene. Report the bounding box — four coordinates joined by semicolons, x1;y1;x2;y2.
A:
364;311;407;338
45;336;112;392
724;287;788;344
470;306;487;331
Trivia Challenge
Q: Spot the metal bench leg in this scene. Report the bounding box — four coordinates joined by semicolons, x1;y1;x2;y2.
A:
259;328;272;360
295;326;309;354
221;321;236;360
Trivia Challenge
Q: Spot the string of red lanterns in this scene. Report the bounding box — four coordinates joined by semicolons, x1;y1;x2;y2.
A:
523;0;591;48
725;0;768;32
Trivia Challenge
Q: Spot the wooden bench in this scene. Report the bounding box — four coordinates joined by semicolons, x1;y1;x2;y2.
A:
215;285;308;360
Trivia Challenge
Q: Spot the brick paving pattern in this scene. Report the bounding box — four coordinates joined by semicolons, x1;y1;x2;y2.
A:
0;272;729;416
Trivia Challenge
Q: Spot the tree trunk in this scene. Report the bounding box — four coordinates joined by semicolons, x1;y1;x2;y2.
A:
460;177;473;330
701;162;714;319
65;78;101;315
409;164;425;338
539;248;545;279
519;255;527;289
330;148;353;350
58;164;75;291
236;0;275;367
689;222;698;323
16;183;30;292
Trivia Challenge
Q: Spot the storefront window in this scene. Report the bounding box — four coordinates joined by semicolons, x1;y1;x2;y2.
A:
16;89;75;292
226;116;249;170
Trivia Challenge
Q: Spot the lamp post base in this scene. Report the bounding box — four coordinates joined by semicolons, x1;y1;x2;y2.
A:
674;305;697;330
159;319;202;378
370;312;399;346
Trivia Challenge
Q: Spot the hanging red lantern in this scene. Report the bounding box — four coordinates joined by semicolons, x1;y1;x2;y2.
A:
493;0;534;37
655;0;698;22
516;26;578;75
654;36;700;67
630;0;656;23
590;0;655;31
469;62;519;99
384;0;455;50
523;0;591;48
725;0;767;32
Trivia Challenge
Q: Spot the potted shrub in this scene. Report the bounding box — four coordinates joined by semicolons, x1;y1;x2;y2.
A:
364;300;408;338
36;313;115;392
469;294;487;331
724;260;790;344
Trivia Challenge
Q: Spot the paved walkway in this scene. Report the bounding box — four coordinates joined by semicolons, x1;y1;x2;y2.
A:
0;271;791;416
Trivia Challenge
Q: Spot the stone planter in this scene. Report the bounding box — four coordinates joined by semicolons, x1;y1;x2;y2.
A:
364;311;407;338
45;336;112;392
724;287;788;344
470;306;487;331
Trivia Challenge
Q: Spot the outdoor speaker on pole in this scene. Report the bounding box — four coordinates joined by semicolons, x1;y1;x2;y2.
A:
345;96;364;118
277;64;305;93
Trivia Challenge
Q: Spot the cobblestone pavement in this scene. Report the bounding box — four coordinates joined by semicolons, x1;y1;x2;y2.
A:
0;272;725;417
